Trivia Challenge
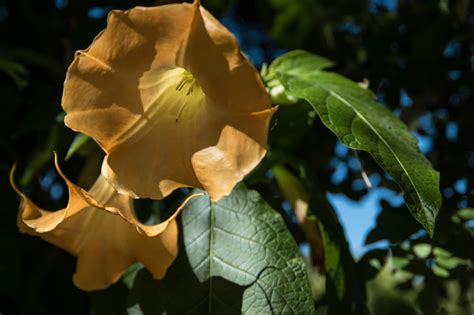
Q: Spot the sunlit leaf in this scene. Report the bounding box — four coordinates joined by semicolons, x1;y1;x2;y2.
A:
65;133;91;161
182;185;315;314
432;265;450;278
273;50;442;236
391;257;410;269
433;247;470;270
457;208;474;220
413;243;431;259
268;49;334;77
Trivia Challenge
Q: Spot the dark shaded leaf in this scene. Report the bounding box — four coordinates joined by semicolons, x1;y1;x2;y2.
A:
127;262;244;315
357;249;388;282
365;200;421;245
309;184;369;315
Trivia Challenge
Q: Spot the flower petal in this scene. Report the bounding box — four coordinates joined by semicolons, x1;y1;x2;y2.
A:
102;84;276;200
10;155;182;291
179;4;271;113
62;2;275;201
62;3;197;151
190;109;277;200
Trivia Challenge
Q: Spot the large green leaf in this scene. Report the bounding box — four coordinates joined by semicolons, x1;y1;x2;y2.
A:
182;185;315;314
126;186;315;314
272;50;442;235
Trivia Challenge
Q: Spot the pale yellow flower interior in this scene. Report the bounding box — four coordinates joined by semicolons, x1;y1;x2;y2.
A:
116;67;204;147
139;67;203;124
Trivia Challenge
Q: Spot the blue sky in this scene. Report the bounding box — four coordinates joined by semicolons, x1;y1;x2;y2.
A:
328;188;403;257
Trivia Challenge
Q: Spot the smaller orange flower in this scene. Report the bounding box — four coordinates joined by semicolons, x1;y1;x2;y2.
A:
10;154;200;291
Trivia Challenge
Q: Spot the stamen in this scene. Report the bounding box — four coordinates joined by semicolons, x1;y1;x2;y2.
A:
186;83;194;95
176;71;199;96
176;78;186;91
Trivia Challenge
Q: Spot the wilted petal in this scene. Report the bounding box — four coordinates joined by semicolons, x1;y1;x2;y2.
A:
10;154;188;291
62;1;275;201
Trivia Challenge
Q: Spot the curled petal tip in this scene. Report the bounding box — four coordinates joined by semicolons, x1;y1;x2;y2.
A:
9;163;16;178
193;0;201;7
9;163;21;195
134;192;205;237
53;152;69;184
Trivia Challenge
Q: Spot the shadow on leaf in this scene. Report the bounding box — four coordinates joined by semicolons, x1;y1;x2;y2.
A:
127;225;245;315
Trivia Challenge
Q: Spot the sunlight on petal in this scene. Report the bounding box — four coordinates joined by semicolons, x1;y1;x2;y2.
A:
9;154;195;291
62;1;275;201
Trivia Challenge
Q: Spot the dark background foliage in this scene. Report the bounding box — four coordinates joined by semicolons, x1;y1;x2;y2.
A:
0;0;473;314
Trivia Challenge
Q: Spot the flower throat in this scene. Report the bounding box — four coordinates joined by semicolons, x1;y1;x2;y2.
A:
175;70;198;96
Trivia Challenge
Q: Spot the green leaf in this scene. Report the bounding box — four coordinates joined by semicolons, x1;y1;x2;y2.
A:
272;164;310;207
127;186;314;314
413;243;432;259
65;133;91;160
391;256;411;269
263;50;334;105
357;249;388;281
267;102;315;151
121;263;144;289
436;256;467;270
268;50;334;78
457;208;474;220
182;185;315;314
365;200;420;245
0;57;29;89
264;50;334;106
433;247;470;270
127;262;245;315
310;183;369;315
19;124;61;186
273;50;442;236
432;264;450;278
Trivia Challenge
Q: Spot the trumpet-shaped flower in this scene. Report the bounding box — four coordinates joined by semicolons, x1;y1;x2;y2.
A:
62;0;276;201
10;154;193;291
